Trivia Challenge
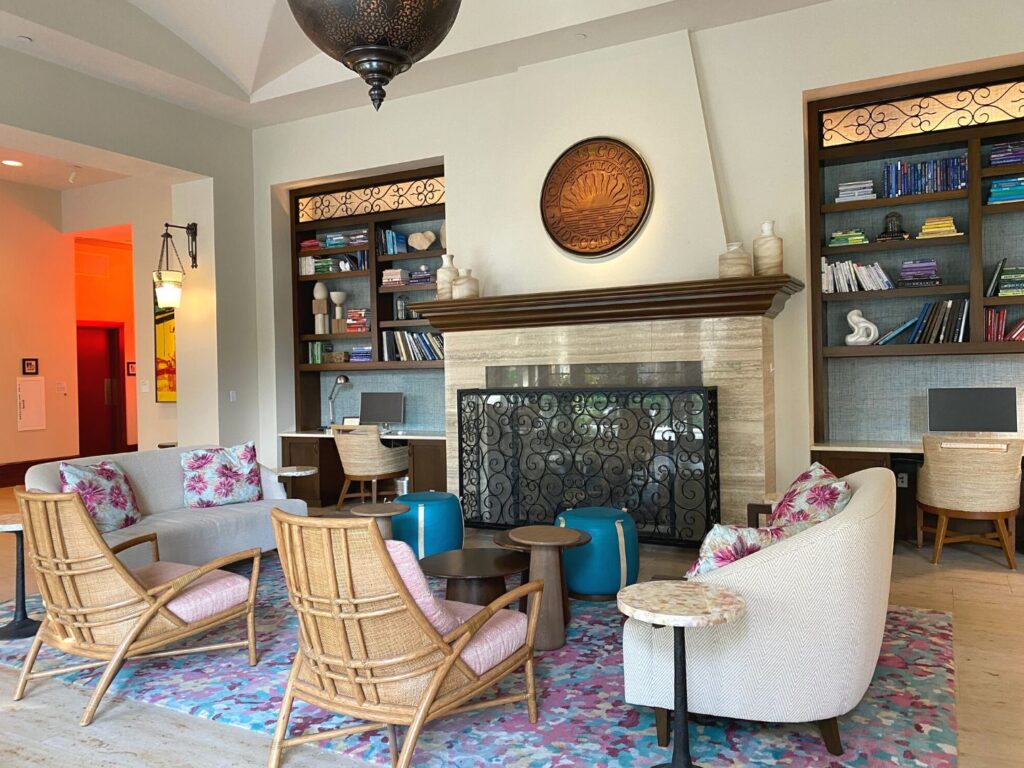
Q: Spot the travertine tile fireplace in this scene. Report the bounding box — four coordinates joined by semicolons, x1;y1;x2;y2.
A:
415;275;803;527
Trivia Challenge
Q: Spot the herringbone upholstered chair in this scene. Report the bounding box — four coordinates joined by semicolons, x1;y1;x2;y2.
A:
12;489;261;725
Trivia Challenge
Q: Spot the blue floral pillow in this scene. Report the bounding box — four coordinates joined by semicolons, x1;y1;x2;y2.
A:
181;443;262;508
59;461;141;533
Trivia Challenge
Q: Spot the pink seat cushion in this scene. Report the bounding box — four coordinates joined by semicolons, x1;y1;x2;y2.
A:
385;540;461;634
445;600;528;675
131;561;249;623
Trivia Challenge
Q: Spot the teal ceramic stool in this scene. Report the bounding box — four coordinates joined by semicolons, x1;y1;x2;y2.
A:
556;507;639;599
393;491;464;558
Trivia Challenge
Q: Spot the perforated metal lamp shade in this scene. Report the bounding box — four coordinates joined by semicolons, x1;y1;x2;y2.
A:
287;0;462;110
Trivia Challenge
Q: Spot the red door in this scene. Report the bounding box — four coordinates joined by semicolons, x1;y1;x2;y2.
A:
77;326;124;457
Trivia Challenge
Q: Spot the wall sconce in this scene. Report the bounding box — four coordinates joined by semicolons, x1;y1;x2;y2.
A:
327;374;350;425
153;222;198;309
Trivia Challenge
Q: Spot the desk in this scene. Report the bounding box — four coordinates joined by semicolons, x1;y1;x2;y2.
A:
280;430;447;507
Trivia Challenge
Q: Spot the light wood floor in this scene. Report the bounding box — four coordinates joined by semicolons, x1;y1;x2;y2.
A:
0;486;1021;767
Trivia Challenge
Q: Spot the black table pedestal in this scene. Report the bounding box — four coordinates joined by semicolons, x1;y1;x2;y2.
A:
654;626;694;768
0;530;41;640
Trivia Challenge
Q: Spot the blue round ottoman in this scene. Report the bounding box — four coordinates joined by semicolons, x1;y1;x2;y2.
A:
392;491;464;559
556;507;639;599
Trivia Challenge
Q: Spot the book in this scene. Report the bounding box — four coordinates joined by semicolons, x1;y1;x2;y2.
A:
876;317;919;345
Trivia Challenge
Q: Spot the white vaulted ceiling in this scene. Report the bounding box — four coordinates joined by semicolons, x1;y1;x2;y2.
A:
0;0;828;127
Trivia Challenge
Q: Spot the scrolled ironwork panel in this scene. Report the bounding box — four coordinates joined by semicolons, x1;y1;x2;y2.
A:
457;387;719;545
296;176;446;223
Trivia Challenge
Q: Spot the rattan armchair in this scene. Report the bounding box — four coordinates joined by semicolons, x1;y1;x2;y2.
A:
268;509;543;768
917;436;1022;569
332;424;409;506
12;489;262;725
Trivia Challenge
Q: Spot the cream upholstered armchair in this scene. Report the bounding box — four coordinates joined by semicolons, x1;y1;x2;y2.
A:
621;468;896;756
13;489;261;726
917;436;1021;569
332;424;409;506
268;509;542;768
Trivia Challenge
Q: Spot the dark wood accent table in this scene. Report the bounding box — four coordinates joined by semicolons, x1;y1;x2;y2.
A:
507;525;589;651
0;514;40;640
419;548;529;606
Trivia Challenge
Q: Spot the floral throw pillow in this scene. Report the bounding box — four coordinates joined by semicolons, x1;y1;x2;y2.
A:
769;462;852;527
181;443;263;508
59;461;141;534
686;521;813;578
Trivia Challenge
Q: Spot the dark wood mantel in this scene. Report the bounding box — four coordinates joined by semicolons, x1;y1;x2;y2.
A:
410;275;804;333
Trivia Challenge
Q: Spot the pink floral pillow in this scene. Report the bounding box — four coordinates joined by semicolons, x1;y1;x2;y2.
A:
686;522;813;578
181;443;262;508
769;462;852;527
59;461;141;534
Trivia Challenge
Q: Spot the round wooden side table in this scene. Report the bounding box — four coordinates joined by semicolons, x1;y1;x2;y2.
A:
420;547;530;606
494;528;591;626
617;581;746;768
273;466;318;500
349;502;410;540
0;514;41;640
507;525;589;651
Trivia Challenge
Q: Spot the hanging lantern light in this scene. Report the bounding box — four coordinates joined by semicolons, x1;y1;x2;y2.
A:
287;0;462;110
153;223;198;309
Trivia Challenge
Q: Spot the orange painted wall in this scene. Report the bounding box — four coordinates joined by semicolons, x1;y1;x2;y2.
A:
74;229;137;446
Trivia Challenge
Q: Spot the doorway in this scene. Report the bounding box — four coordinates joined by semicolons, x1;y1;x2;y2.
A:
76;324;127;457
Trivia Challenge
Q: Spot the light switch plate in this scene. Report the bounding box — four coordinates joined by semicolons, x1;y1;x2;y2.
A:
140;380;151;394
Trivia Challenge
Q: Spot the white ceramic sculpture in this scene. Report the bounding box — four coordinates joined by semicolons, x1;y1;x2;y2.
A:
436;253;458;300
752;220;784;275
313;281;329;335
329;291;347;320
312;281;328;300
844;309;879;345
718;242;753;278
452;268;480;300
408;231;437;251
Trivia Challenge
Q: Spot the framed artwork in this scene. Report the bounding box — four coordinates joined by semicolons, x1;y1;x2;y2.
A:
21;358;38;375
154;303;176;403
126;361;137;376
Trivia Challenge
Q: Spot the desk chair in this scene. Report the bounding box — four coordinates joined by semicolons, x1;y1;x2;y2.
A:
333;424;409;507
917;436;1021;570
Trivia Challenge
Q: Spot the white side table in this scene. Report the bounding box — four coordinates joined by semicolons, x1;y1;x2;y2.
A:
617;581;745;767
273;466;318;499
0;514;41;640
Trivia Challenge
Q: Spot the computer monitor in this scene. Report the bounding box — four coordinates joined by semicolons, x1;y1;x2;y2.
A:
360;392;405;430
928;387;1017;433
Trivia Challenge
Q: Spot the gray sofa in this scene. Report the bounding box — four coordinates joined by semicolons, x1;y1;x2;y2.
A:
25;446;307;568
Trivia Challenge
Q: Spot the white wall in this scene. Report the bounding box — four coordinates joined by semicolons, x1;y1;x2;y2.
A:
253;31;727;465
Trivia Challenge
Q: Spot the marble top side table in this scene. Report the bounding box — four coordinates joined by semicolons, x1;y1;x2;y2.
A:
0;514;41;640
617;581;745;767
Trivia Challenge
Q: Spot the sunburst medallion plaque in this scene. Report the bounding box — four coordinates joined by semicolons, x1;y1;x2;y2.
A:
540;137;652;257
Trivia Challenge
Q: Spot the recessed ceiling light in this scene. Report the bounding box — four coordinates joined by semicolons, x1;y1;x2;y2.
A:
1;159;24;167
575;33;589;40
16;35;33;44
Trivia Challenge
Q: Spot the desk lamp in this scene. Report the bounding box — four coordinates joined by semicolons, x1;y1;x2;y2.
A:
327;375;350;427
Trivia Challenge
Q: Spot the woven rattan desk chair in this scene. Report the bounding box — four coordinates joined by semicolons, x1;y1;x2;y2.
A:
917;436;1022;570
332;425;409;507
12;489;262;726
268;509;543;768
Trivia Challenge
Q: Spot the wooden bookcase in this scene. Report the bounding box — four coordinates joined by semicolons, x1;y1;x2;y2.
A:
807;66;1024;442
289;167;446;431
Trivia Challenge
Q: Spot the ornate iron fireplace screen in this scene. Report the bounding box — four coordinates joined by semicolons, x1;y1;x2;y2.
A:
457;387;719;546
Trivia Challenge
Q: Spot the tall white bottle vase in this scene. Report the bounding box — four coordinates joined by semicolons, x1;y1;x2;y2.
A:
752;220;784;275
436;253;458;300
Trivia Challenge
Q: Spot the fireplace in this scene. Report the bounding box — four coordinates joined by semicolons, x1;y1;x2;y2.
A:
458;386;719;545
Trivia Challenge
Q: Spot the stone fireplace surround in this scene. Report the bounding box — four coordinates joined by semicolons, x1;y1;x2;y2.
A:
413;275;803;527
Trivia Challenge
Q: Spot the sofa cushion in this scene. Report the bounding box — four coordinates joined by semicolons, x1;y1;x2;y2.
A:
446;599;528;675
769;462;852;526
59;460;141;534
131;561;249;623
385;539;461;635
181;443;262;508
686;522;813;578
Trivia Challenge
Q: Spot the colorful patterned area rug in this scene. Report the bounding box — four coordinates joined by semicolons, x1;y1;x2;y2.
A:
0;554;956;767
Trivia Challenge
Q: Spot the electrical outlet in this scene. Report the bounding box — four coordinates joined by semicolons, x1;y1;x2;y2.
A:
896;472;909;488
229;390;237;403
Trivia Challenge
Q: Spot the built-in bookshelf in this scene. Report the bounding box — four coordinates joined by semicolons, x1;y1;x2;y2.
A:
289;167;446;430
808;66;1024;443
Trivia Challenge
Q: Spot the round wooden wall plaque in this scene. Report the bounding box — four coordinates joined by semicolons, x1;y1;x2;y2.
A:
540;137;652;257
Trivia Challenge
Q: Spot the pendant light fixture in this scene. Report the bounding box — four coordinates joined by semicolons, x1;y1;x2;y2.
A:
153;222;198;309
287;0;462;110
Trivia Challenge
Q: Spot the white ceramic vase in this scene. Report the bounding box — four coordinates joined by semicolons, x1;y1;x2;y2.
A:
752;220;784;275
844;309;879;345
329;291;347;320
718;242;753;278
436;254;458;300
452;268;480;300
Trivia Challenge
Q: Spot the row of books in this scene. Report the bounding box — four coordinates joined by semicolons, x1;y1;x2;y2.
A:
821;258;893;293
828;228;868;246
381;267;435;287
987;175;1024;205
898;259;941;288
834;180;875;203
877;300;969;345
297;252;367;275
916;215;963;239
346;308;370;333
379;229;409;255
382;331;445;362
986;260;1024;297
882;156;968;198
985;308;1024;341
320;229;368;248
306;342;348;365
350;345;372;363
990;141;1024;166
